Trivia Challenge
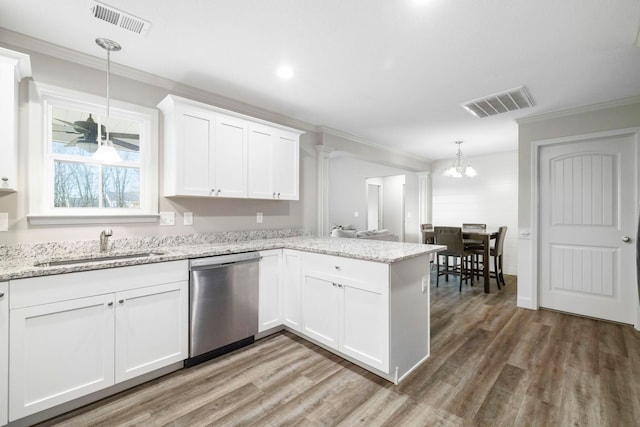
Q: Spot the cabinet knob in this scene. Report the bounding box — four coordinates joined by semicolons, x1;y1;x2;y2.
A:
0;292;4;298
119;299;125;304
277;192;281;198
332;283;337;287
272;192;276;197
337;284;343;288
217;189;221;194
107;301;113;307
334;265;340;270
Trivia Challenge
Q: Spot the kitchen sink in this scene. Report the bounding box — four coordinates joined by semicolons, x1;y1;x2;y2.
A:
34;251;165;267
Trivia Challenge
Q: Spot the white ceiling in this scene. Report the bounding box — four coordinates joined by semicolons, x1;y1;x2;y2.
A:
1;0;640;160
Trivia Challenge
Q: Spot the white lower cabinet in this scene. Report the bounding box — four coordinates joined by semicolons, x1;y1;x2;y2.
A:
300;252;389;372
114;282;188;383
1;282;9;427
281;249;301;331
301;274;339;348
8;261;188;421
258;250;282;332
9;295;116;420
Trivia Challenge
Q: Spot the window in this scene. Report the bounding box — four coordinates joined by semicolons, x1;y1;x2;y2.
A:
28;82;158;224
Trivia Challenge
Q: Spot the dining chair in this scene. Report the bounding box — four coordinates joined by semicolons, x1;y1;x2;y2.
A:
434;227;475;292
463;223;486;277
421;223;434;244
469;226;508;289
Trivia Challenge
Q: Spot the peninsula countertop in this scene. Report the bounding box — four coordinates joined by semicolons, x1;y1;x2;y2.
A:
1;237;445;281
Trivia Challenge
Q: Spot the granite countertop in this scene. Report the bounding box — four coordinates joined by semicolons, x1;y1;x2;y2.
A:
0;236;444;281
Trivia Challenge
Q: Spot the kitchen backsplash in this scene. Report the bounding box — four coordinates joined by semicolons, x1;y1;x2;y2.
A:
0;228;312;261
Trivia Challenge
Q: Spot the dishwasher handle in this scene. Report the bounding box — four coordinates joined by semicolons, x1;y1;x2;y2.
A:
190;256;261;271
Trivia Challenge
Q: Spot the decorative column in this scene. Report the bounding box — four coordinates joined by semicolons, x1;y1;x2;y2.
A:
418;172;431;242
316;145;335;237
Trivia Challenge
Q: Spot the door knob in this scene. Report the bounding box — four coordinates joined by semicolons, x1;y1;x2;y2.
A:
622;236;631;243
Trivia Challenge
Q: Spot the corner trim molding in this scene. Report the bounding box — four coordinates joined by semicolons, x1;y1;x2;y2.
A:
517;95;640;124
320;126;433;163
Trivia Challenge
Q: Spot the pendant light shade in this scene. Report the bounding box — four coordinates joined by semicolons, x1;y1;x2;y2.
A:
442;141;477;178
92;37;122;163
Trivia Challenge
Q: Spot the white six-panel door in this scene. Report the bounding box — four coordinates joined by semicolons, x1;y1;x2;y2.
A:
539;132;637;324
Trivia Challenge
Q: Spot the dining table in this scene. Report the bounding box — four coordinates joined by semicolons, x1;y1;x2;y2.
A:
422;228;499;293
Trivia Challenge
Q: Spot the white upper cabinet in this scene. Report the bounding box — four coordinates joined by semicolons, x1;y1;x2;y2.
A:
0;48;31;194
158;97;247;198
214;114;248;198
248;124;299;200
158;94;301;200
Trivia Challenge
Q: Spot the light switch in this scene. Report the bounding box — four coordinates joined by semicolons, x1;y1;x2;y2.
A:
184;212;193;226
159;211;175;226
0;213;7;231
354;211;359;217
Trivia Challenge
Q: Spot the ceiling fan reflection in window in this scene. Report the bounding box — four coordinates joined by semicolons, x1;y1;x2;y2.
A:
54;113;139;153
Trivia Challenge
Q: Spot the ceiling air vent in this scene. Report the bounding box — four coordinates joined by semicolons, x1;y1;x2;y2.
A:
89;1;151;36
462;86;534;118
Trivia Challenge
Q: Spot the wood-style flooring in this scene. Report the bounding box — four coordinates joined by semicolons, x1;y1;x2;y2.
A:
38;275;640;426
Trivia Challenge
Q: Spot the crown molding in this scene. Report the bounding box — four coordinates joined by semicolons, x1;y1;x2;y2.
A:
516;95;640;124
320;126;433;164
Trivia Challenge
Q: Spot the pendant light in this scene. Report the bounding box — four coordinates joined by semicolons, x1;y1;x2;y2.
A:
92;37;122;163
442;141;477;178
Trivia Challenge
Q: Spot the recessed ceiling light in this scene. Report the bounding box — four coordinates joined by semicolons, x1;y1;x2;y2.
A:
277;65;294;79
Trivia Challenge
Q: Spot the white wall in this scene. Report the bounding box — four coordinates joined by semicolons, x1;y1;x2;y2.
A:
329;156;422;242
432;151;518;274
517;98;640;311
381;175;405;241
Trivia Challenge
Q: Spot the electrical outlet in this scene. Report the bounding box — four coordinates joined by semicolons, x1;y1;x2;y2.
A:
184;212;193;226
0;213;8;231
257;212;263;223
159;211;175;226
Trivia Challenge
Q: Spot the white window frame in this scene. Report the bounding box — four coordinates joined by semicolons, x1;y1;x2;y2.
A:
27;81;159;224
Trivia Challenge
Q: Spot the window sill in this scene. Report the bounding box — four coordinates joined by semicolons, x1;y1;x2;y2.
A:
27;214;160;226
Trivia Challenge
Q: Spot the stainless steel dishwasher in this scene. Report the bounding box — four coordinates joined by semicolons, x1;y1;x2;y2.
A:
185;252;260;367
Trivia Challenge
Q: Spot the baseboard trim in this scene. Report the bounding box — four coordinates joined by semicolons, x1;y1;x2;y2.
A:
517;297;536;310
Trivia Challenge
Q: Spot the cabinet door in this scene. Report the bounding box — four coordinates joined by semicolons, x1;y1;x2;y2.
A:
247;125;274;199
272;131;299;200
178;107;216;196
0;283;7;427
340;281;389;372
301;273;339;349
0;60;18;193
282;250;301;331
258;250;282;332
9;295;115;420
114;281;188;383
215;115;247;198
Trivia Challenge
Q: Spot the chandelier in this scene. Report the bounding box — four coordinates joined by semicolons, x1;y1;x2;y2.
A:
442;141;477;178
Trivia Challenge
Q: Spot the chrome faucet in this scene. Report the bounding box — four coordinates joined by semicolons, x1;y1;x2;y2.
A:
100;229;113;253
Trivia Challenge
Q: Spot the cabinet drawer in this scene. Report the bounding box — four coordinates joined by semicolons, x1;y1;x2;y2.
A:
10;260;188;309
300;252;388;292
